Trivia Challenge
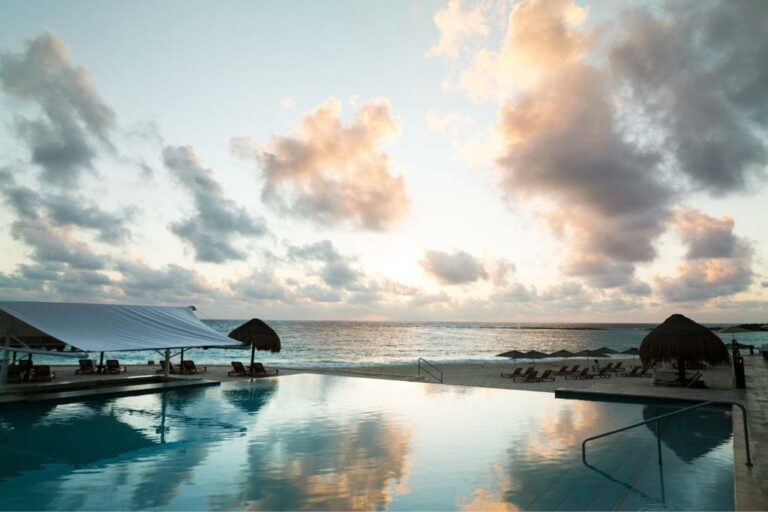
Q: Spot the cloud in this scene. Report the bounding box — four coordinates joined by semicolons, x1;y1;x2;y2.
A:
162;145;267;263
288;240;362;290
420;250;488;285
278;96;295;109
10;218;106;270
427;0;489;59
654;209;754;302
231;97;408;231
610;1;768;193
673;209;744;259
113;260;215;300
456;0;593;101
230;269;289;301
0;170;134;243
0;31;115;185
496;63;669;288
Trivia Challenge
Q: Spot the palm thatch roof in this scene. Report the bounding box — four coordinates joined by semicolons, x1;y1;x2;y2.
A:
640;314;729;367
228;319;281;353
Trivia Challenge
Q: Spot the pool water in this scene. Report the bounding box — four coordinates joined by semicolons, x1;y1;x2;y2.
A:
0;375;734;510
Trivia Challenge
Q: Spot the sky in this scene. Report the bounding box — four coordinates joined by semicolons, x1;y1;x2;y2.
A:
0;0;767;322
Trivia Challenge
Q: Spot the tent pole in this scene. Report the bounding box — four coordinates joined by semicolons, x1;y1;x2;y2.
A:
164;349;170;377
0;334;10;392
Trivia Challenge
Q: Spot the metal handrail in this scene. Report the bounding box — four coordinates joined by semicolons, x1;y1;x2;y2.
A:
417;358;443;383
582;400;752;466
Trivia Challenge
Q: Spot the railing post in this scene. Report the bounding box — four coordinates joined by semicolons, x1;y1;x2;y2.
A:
656;420;663;465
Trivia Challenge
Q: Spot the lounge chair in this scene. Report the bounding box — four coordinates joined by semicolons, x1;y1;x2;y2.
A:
180;360;207;374
602;363;615;372
523;366;535;376
7;365;23;384
654;371;705;388
592;366;612;379
617;366;641;377
514;370;538;382
555;365;569;374
76;359;96;374
501;367;523;379
613;361;626;372
565;368;592;380
229;361;249;376
536;369;555;382
566;364;579;374
30;365;55;382
249;362;277;377
156;360;177;374
105;359;127;374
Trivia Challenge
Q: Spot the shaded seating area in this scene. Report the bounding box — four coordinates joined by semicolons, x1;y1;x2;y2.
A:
639;313;730;388
0;302;248;391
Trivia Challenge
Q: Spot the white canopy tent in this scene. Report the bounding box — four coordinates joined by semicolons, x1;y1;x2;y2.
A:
0;301;245;389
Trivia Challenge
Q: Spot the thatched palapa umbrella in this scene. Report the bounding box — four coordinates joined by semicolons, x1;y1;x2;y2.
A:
640;314;729;382
228;319;281;372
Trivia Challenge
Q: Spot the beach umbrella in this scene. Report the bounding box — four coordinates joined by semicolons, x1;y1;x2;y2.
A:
574;349;609;358
549;350;574;358
228;318;281;371
497;350;527;359
621;347;640;355
522;350;548;359
595;346;618;354
640;314;730;382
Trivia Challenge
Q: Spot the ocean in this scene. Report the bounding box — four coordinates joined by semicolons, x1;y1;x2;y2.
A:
29;321;768;368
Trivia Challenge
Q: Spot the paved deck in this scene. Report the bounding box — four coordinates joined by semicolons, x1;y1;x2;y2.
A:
0;375;220;406
556;354;768;511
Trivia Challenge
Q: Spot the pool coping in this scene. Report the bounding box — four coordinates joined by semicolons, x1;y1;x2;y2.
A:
0;377;220;406
555;375;767;512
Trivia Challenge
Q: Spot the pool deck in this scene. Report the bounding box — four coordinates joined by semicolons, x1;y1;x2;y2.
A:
555;355;768;511
0;375;220;406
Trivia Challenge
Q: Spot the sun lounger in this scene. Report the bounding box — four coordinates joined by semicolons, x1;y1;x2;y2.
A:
180;360;207;374
156;360;177;374
76;359;96;374
514;370;538;382
593;366;612;379
229;361;249;376
536;369;555;382
7;365;23;384
617;366;640;377
523;366;535;376
566;364;579;374
565;368;592;380
105;359;127;374
555;365;569;374
249;362;278;377
501;367;523;379
654;371;705;388
602;363;615;372
613;361;626;372
30;365;55;382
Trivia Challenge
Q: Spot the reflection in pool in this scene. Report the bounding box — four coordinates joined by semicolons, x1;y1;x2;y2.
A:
0;375;733;510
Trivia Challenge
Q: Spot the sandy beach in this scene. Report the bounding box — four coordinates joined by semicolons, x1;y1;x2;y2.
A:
15;356;736;393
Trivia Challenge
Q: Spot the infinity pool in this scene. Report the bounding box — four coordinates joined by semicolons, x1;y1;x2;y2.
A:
0;375;733;510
